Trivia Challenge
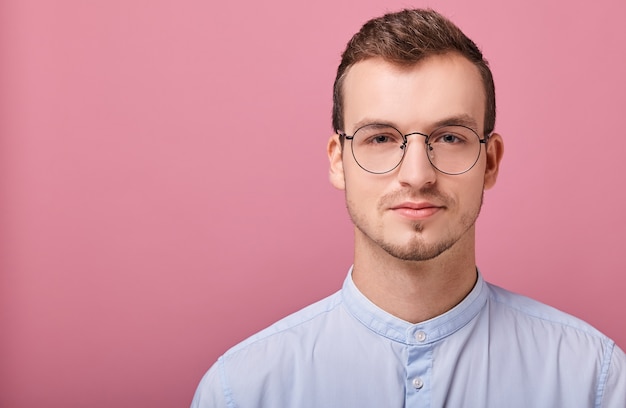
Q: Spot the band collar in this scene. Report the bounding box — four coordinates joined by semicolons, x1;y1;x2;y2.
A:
341;266;488;345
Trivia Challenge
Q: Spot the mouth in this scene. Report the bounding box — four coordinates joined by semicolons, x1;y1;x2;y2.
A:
389;201;443;220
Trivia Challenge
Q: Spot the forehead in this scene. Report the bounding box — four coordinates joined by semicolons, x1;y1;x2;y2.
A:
342;54;486;133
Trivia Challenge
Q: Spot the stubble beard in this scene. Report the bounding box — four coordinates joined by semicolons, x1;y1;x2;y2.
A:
347;186;484;262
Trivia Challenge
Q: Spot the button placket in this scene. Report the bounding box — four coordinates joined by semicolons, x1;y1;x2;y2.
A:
405;330;432;405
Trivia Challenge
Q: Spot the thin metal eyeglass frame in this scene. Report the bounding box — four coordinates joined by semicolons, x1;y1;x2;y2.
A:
338;124;489;175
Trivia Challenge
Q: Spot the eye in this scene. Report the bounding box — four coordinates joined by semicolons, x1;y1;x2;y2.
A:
440;133;462;143
361;131;402;145
372;134;393;144
354;125;404;148
430;128;469;145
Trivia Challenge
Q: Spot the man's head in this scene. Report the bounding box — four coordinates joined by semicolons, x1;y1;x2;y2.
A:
332;9;496;138
327;9;504;264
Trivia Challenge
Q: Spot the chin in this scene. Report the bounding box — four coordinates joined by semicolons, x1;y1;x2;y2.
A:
379;236;456;262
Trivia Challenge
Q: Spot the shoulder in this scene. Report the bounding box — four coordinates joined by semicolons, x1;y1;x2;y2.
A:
483;281;620;372
191;290;348;407
485;281;608;337
483;282;626;407
223;289;344;357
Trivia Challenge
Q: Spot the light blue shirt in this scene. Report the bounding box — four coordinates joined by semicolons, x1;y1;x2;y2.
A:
192;269;626;407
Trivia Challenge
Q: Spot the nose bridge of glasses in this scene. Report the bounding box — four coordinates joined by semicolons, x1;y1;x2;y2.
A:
399;131;434;167
403;131;429;144
402;131;430;151
395;130;438;182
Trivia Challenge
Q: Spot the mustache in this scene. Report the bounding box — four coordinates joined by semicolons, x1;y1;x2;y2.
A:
378;185;451;210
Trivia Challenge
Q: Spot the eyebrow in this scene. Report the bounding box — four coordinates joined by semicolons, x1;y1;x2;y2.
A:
350;114;480;134
349;118;397;132
431;114;479;131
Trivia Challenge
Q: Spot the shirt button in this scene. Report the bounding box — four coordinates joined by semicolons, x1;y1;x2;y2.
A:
415;331;427;342
412;377;424;389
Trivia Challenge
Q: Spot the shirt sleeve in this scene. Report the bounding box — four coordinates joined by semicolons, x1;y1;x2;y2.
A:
600;343;626;408
190;361;229;408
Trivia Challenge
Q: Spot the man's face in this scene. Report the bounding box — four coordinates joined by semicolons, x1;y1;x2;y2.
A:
328;54;502;262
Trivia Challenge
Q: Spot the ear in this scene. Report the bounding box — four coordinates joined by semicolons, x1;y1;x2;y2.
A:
327;133;346;190
483;132;504;190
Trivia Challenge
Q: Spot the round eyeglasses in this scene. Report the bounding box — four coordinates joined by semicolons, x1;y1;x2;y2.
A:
339;123;488;175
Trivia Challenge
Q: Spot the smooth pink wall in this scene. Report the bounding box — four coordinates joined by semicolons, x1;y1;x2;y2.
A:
1;0;625;406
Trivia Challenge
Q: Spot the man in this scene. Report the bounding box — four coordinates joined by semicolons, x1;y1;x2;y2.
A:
192;9;626;407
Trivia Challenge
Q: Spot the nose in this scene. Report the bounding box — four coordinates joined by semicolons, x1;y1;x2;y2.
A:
396;134;437;187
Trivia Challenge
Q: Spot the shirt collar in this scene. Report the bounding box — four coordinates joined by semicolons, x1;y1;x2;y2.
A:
341;266;488;345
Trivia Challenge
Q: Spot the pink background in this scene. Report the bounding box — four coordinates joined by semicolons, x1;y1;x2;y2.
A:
1;0;625;406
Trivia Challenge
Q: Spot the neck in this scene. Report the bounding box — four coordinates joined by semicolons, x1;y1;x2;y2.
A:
351;228;478;324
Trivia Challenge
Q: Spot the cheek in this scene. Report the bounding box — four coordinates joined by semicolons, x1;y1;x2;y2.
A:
454;174;485;209
343;168;389;210
439;166;484;200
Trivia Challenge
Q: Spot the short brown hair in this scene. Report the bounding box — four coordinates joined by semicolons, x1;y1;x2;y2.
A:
332;9;496;136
